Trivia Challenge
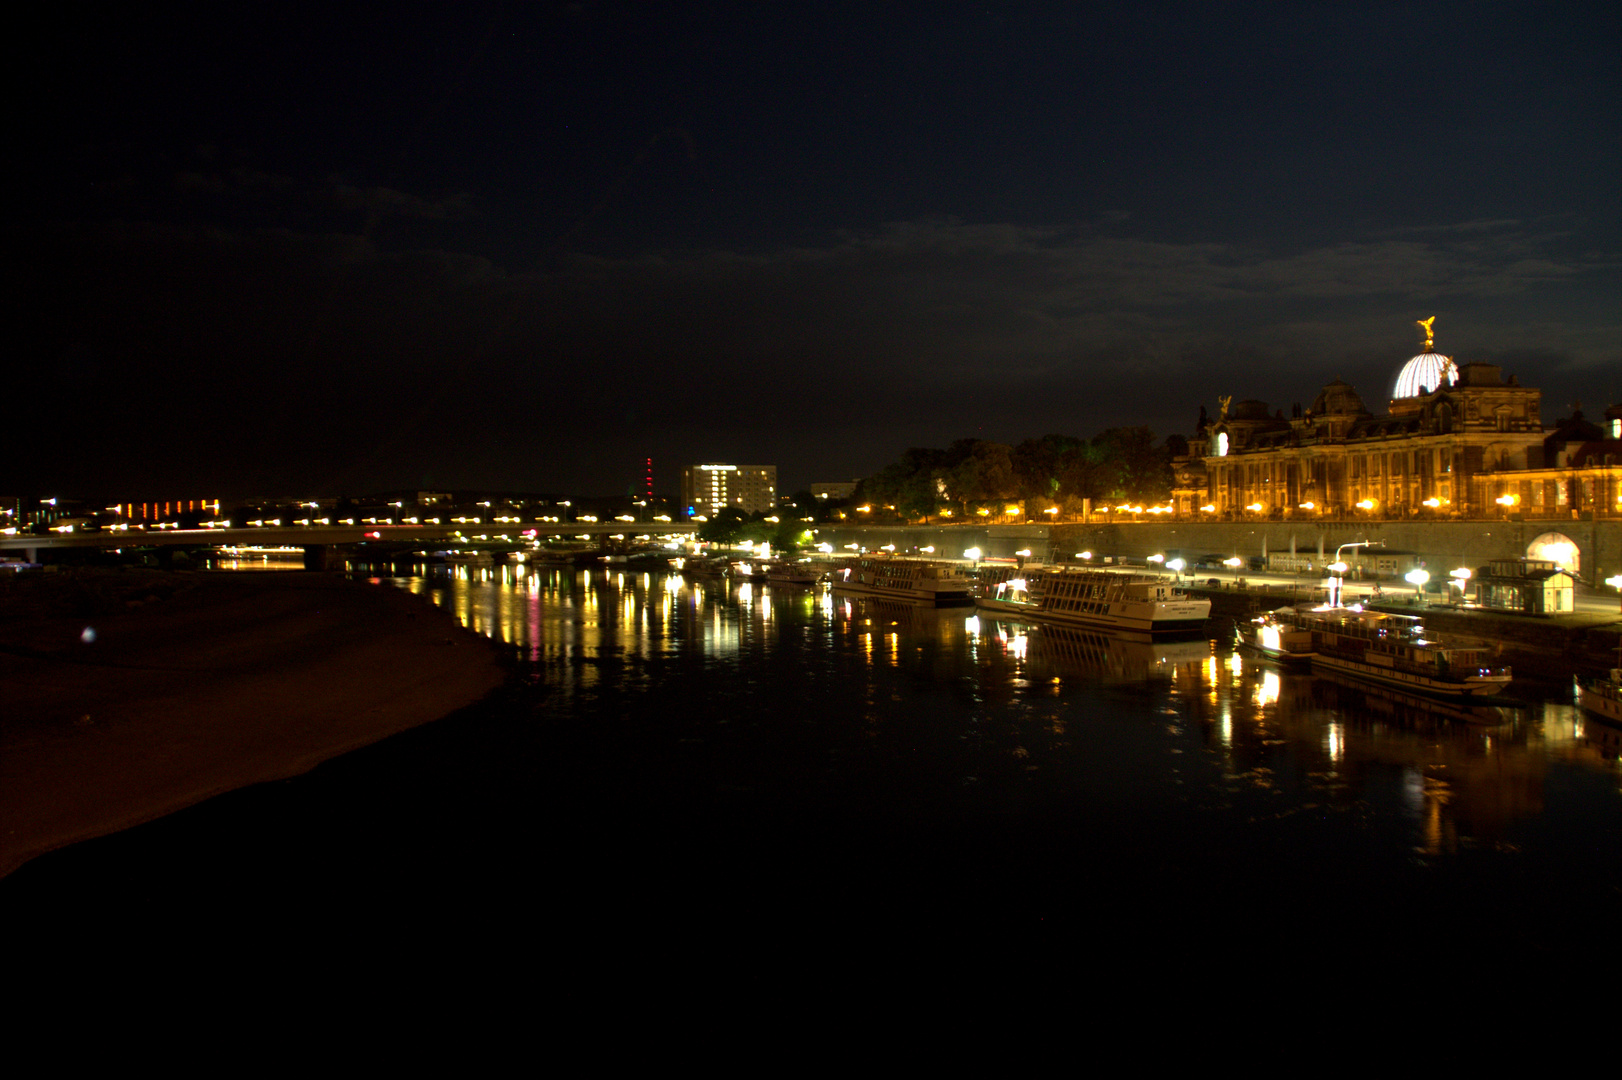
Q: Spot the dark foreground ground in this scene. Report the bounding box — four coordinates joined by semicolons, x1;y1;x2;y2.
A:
0;569;504;878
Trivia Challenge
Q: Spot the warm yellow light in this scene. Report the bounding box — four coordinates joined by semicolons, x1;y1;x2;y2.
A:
857;505;872;513
1044;507;1058;516
1200;504;1216;513
1006;506;1021;515
1299;501;1315;510
1246;503;1264;513
1422;497;1440;508
1495;494;1519;506
1356;499;1376;510
977;508;990;516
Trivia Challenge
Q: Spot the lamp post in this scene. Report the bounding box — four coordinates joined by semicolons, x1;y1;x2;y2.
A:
1449;566;1472;608
1329;540;1380;607
1224;556;1243;586
1405;568;1430;605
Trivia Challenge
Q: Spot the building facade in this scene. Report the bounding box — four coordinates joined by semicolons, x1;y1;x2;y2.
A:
1181;322;1576;519
681;463;778;518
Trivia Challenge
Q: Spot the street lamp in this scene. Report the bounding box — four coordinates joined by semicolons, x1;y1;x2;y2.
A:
1449;566;1472;606
1326;561;1349;607
1329;540;1380;607
1405;568;1430;604
1224;556;1243;585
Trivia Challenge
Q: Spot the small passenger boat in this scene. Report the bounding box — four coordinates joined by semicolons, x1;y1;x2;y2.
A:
1234;606;1317;666
762;559;822;586
830;555;973;605
975;574;1041;617
677;555;730;579
977;568;1209;634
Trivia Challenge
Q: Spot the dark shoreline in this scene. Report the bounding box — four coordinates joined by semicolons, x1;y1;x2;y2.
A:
0;569;505;878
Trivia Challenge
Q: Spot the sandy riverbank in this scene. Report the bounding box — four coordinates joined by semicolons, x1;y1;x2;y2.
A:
0;570;505;878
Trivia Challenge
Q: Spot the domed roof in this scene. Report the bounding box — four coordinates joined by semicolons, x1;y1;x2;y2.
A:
1230;399;1272;421
1310;379;1367;416
1394;353;1458;399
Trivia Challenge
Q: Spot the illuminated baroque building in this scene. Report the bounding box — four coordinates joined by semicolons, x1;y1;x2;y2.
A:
681;463;778;518
1175;320;1618;519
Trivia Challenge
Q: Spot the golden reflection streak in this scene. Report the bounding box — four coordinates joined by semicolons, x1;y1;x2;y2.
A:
1257;669;1279;708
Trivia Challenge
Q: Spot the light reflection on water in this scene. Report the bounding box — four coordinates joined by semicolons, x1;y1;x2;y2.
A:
386;566;1621;874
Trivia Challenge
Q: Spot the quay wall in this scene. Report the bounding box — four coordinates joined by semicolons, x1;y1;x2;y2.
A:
810;517;1621;583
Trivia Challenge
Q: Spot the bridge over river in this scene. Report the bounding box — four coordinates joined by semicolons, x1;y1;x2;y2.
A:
1;520;698;567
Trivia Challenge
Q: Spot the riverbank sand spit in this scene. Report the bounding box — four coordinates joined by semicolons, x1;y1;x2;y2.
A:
0;570;505;878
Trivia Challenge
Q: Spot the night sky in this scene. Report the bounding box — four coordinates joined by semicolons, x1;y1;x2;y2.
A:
14;1;1619;501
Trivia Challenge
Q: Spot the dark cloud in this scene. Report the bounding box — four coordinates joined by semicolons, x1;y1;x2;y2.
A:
14;210;1616;498
13;2;1619;499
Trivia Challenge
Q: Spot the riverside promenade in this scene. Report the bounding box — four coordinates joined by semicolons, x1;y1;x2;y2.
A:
810;517;1621;585
0;570;505;878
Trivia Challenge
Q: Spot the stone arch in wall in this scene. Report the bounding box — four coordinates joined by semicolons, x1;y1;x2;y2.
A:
1527;531;1579;573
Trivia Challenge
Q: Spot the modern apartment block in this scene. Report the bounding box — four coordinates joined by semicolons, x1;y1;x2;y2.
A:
681;463;777;518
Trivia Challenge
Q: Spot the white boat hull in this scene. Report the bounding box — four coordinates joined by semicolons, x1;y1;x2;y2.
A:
1578;681;1622;724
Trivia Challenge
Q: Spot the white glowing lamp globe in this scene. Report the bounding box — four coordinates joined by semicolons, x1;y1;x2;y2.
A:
964;547;983;561
1328;561;1348;574
1405;569;1430;587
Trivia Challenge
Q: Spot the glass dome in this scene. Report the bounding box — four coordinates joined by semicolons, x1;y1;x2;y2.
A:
1393;353;1458;398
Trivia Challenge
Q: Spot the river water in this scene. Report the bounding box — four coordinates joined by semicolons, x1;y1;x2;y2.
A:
8;563;1620;982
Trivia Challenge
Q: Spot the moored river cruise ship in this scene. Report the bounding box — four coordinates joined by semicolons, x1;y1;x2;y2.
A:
831;555;974;605
976;569;1211;635
1276;606;1512;699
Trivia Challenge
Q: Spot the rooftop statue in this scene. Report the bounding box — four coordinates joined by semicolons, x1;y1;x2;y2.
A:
1417;315;1436;351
